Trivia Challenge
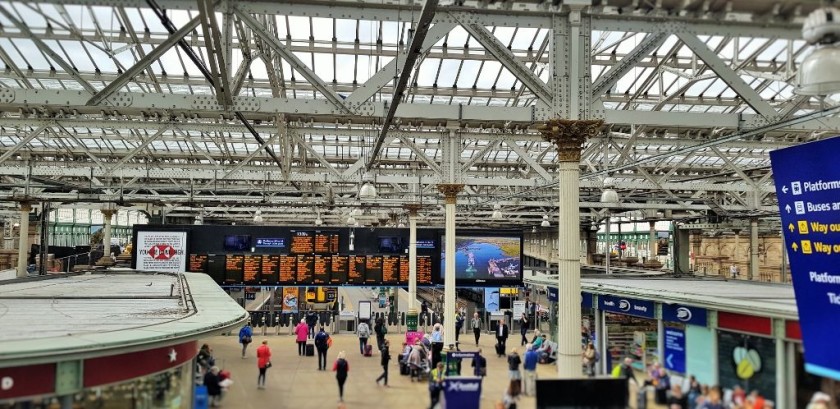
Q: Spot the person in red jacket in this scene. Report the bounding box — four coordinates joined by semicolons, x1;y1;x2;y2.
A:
332;351;349;402
256;340;272;389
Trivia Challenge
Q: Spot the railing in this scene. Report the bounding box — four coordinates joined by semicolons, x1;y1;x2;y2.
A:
55;252;95;273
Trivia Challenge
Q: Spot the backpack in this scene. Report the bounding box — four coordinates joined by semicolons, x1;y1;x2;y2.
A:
326;336;333;348
359;323;370;338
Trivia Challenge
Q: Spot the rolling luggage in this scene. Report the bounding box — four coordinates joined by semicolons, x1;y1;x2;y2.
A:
305;342;315;356
495;342;504;357
364;344;373;357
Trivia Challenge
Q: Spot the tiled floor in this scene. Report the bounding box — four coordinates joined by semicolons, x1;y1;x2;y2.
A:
204;331;659;409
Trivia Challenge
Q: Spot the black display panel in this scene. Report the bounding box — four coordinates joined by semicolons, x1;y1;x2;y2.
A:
205;254;226;283
365;255;383;284
378;236;404;253
290;231;314;254
331;255;348;284
242;254;261;284
348;255;365;284
381;255;400;285
260;255;279;284
188;254;207;273
439;231;523;286
417;255;433;285
224;235;251;251
296;254;314;284
536;378;628;409
278;255;296;284
224;254;244;283
315;232;340;254
313;255;331;284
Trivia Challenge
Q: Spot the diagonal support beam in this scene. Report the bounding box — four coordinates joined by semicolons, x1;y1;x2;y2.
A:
0;124;49;165
197;0;233;108
502;139;552;181
592;32;667;97
234;9;351;115
365;0;439;171
0;5;96;95
87;15;201;105
106;126;170;175
461;140;501;173
395;133;443;176
452;12;551;106
346;22;456;105
289;131;342;178
676;33;777;119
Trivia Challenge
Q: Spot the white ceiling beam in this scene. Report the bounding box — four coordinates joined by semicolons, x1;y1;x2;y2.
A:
592;32;668;97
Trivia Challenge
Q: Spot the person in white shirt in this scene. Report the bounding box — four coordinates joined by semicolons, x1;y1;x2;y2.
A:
730;264;739;279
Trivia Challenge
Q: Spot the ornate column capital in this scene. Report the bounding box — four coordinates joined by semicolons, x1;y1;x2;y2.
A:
101;209;117;219
403;204;423;216
436;184;464;205
537;118;604;162
17;201;32;212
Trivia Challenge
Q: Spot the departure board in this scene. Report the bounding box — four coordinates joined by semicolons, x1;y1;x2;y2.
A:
381;255;400;284
314;232;340;254
399;255;409;284
188;254;207;273
243;255;262;284
206;254;226;283
331;255;348;284
260;255;279;283
313;255;331;284
224;255;244;283
296;254;314;284
278;255;297;284
417;255;432;285
365;255;383;284
348;255;365;284
290;231;314;254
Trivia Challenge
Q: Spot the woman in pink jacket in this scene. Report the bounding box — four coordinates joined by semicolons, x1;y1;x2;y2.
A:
295;318;309;356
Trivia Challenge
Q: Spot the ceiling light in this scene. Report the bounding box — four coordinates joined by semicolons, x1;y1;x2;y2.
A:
797;7;840;95
347;215;356;225
193;215;203;225
315;217;323;226
492;203;503;219
398;221;406;228
600;177;619;204
531;226;538;233
359;182;377;200
351;208;363;217
253;210;263;223
541;215;550;227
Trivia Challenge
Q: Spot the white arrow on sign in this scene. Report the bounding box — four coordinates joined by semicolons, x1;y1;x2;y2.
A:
785;204;791;213
666;353;674;368
782;186;788;194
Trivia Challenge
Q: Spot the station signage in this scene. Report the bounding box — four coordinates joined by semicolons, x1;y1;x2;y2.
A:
662;303;707;327
663;327;686;374
255;238;286;248
545;288;592;308
771;136;840;381
598;295;655;319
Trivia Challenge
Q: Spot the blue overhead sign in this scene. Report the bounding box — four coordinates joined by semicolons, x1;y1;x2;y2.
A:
771;137;840;381
664;327;686;374
662;304;708;327
598;295;655;319
255;238;286;248
544;287;591;308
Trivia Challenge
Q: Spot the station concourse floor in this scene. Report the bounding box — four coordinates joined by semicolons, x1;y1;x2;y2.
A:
203;332;659;409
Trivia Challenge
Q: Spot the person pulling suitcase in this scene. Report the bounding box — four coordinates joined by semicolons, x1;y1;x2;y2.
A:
495;319;509;357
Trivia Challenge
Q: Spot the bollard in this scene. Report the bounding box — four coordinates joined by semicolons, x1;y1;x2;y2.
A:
261;316;267;336
289;315;294;336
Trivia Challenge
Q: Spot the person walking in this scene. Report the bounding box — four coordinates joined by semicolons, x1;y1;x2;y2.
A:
203;366;222;407
376;339;391;387
357;320;371;355
582;342;597;377
455;312;464;343
523;344;538;396
429;362;445;409
519;313;529;346
471;312;482;345
256;340;272;389
430;323;444;367
496;318;510;357
507;348;522;381
332;351;350;402
374;316;387;352
238;323;253;358
306;307;318;339
471;348;487;378
730;263;739;279
197;344;215;373
314;326;331;370
295;318;308;356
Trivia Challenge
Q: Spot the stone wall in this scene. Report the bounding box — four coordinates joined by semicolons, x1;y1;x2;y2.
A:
690;233;790;283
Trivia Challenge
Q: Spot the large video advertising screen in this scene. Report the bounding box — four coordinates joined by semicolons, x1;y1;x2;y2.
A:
440;233;522;286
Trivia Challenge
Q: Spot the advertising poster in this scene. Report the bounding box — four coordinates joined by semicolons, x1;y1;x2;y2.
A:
512;300;526;320
718;331;776;401
282;287;298;313
136;231;187;273
484;288;500;312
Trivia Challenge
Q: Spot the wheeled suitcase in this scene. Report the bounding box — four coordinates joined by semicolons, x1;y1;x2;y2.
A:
364;344;373;357
636;387;647;409
495;342;504;357
305;343;315;356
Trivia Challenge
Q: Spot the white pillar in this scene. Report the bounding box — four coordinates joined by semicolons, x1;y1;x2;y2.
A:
539;118;603;378
103;210;114;258
648;221;657;262
776;334;786;407
407;205;419;313
438;184;463;347
604;216;611;274
16;202;31;278
749;219;759;281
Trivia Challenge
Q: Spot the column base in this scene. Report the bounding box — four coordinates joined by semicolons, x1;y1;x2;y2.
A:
95;257;115;267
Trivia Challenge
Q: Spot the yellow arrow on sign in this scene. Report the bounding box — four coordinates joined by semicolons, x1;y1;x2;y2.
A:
792;242;799;252
789;223;794;232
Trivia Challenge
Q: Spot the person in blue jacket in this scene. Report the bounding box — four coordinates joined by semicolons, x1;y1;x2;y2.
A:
239;323;253;358
523;344;539;396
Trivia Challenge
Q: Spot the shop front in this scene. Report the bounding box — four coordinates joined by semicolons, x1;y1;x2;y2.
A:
597;295;658;373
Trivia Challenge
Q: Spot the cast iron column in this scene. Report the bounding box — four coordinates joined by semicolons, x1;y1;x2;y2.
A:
539;118;603;378
97;208;116;266
16;202;31;277
749;219;759;281
437;183;464;347
405;204;422;331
